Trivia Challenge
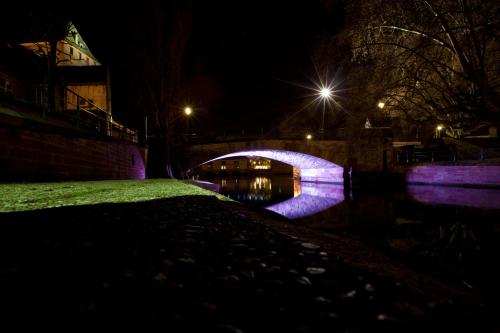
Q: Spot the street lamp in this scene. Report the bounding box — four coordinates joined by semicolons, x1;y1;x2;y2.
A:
320;88;331;99
184;106;193;134
318;86;333;139
301;71;339;139
436;125;443;138
377;102;385;109
306;134;312;140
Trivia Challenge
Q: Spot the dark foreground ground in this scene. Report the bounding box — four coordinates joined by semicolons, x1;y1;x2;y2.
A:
0;196;496;332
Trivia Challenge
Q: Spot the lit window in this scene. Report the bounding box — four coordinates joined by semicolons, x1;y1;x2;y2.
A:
249;158;271;170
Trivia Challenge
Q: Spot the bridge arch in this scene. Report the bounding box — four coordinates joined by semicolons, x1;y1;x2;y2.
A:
190;149;345;183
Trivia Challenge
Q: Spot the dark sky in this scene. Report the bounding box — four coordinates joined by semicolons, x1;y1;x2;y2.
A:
185;0;342;135
5;0;344;135
79;0;344;135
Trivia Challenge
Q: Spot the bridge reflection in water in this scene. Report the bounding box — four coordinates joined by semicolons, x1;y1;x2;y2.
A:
265;181;345;219
193;175;346;219
192;175;500;296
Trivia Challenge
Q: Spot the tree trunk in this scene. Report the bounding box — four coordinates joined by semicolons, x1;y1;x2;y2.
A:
47;38;58;113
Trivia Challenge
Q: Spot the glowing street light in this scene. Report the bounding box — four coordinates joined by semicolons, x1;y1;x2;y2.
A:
377;102;385;109
296;68;341;140
320;87;332;99
184;106;193;134
436;125;444;138
317;86;334;139
306;134;312;140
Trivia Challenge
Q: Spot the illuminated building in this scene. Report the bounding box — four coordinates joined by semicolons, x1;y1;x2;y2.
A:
0;22;137;142
193;157;293;176
20;23;111;113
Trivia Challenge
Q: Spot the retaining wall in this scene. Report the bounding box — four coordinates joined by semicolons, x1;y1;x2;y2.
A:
0;127;146;181
406;164;500;187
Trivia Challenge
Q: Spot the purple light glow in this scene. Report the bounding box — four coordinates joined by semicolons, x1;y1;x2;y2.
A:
266;182;345;219
408;185;500;210
406;165;500;187
188;180;221;192
127;146;146;180
205;150;344;183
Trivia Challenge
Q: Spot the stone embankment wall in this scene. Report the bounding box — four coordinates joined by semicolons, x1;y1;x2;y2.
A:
0;127;146;181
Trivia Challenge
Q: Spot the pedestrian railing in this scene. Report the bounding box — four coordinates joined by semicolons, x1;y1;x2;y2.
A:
394;141;500;164
0;71;46;108
0;71;139;143
64;88;139;143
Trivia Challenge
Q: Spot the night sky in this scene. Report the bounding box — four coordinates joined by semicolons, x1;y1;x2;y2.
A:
3;0;344;136
75;0;344;135
184;0;342;135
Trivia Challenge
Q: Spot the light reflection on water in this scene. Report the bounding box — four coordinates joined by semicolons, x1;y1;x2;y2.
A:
408;185;500;210
266;182;345;219
195;175;500;293
204;176;346;219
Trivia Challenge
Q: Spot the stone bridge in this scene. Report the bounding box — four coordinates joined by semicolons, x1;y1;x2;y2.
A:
183;139;346;168
182;131;391;182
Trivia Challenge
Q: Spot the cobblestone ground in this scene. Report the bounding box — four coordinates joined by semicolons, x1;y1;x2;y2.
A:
0;196;493;332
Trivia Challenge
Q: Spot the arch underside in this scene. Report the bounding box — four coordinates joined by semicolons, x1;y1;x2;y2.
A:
204;149;344;183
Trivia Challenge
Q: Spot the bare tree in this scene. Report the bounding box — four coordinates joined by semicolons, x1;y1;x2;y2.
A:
133;0;192;178
347;0;500;133
23;5;71;113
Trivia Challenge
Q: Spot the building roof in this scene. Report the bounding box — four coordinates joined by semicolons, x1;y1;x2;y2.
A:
19;22;101;66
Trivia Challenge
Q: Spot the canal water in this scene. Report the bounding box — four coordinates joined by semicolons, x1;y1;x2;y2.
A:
195;175;500;297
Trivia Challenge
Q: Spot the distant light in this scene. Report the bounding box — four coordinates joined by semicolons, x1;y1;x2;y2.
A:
184;107;192;116
320;87;332;99
377;102;385;109
306;134;312;140
436;125;443;131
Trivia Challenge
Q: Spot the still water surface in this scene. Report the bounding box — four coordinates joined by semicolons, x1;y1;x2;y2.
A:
197;175;500;296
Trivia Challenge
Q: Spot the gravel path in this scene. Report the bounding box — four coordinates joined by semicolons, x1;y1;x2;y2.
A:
0;196;494;331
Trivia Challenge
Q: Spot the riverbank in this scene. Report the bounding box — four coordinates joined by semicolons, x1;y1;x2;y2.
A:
0;180;496;331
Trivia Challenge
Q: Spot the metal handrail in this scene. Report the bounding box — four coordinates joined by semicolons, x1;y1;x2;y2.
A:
64;88;140;143
1;70;140;143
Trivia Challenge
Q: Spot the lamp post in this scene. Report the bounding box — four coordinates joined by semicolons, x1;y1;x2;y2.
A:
319;87;332;139
436;125;443;138
184;106;192;134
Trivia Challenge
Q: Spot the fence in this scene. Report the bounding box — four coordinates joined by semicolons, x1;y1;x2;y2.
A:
394;141;500;165
64;88;139;143
0;71;46;108
0;71;139;143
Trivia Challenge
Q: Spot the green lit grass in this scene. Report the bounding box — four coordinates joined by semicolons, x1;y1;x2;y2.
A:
0;179;224;213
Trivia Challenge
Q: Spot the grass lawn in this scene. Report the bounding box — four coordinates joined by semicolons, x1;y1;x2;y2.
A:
0;179;222;213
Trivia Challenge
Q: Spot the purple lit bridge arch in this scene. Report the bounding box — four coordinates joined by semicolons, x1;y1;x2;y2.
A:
189;149;345;183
